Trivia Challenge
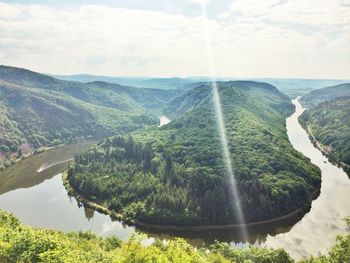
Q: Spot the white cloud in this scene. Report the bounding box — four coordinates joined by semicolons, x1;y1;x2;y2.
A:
0;1;349;78
229;0;280;16
184;0;211;5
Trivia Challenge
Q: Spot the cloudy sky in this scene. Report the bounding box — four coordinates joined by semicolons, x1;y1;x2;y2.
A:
0;0;349;78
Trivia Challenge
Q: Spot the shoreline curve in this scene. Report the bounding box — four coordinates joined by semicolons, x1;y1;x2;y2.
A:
63;172;320;232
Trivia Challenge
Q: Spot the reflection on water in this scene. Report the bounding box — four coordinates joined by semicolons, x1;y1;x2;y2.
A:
0;174;135;239
158;116;170;127
0;101;349;259
137;213;304;248
37;158;74;173
0;142;93;195
0;142;136;240
262;98;350;259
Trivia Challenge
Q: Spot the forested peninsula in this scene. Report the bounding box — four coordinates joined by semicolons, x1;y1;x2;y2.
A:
67;81;321;227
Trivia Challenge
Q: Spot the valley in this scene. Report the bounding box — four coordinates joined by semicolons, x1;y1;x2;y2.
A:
0;99;349;260
0;66;349;261
1;1;349;261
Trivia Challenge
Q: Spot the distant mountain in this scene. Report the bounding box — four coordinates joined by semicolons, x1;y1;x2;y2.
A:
256;78;349;96
53;74;197;90
68;81;321;226
300;83;350;107
0;65;179;165
54;72;350;95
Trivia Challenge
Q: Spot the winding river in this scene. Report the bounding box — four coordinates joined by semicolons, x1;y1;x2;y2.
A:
263;98;350;259
0;101;349;259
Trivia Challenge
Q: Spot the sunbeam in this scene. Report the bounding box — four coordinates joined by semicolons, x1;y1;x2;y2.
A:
200;2;248;240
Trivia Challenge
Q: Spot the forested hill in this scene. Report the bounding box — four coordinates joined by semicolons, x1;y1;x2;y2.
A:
299;97;350;175
0;65;180;110
163;81;290;118
0;65;179;167
300;83;350;107
68;81;321;226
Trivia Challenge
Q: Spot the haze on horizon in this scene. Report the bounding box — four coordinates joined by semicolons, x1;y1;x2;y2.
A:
0;0;349;79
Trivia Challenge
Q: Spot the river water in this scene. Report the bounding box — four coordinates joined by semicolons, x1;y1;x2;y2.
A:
0;101;349;259
159;115;170;127
262;98;350;259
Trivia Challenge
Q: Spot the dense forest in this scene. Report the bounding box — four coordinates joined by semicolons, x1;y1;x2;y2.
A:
0;66;179;168
68;81;321;226
299;97;350;175
0;209;349;262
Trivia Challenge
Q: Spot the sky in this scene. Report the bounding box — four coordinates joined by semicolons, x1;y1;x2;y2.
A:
0;0;349;78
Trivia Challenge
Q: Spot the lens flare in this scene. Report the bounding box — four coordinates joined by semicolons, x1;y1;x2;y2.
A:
200;2;248;240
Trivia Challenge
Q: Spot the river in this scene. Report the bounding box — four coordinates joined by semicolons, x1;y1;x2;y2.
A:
262;98;350;259
159;115;170;127
0;101;349;260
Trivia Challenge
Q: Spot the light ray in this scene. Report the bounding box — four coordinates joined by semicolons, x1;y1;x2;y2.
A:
200;2;248;240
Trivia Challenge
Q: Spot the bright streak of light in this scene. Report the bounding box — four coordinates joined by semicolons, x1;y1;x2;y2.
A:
200;2;248;240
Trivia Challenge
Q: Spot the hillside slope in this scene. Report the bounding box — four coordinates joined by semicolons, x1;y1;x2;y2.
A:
0;65;180;111
0;80;156;159
0;66;179;166
300;83;350;107
299;97;350;175
68;81;321;226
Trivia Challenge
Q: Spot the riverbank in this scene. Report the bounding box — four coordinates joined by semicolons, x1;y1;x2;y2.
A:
304;125;350;176
62;172;132;224
0;138;100;172
63;172;320;232
0;143;74;171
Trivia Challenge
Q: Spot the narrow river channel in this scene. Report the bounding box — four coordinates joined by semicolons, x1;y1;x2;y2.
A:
0;100;349;260
262;98;350;259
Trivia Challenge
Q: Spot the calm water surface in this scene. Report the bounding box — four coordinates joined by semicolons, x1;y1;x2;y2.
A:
159;115;170;127
262;98;350;259
0;102;349;259
0;142;135;241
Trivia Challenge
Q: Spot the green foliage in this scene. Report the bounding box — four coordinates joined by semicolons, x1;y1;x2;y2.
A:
210;241;293;263
68;81;321;226
299;97;350;173
0;103;22;154
0;210;349;263
0;209;293;263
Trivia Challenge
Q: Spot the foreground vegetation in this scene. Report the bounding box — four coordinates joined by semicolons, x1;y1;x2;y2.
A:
299;97;350;175
0;210;349;262
68;81;321;226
